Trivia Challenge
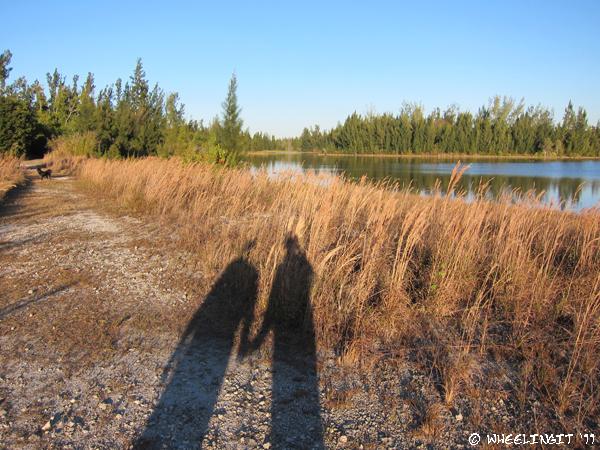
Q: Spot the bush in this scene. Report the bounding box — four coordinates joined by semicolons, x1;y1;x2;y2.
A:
0;95;37;157
48;131;99;158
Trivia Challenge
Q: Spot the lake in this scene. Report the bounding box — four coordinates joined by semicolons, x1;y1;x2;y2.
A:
243;153;600;211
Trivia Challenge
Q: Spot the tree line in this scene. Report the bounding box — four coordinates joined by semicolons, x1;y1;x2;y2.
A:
295;98;600;156
0;50;284;161
2;48;599;159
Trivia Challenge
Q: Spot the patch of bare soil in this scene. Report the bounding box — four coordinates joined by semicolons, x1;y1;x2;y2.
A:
1;174;518;449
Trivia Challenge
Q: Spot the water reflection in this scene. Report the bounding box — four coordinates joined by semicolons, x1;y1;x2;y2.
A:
243;153;600;210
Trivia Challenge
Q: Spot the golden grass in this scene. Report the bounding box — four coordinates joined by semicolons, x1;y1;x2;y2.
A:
0;155;25;201
68;156;599;431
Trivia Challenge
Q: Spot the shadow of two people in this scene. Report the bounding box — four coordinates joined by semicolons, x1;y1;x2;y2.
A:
135;235;324;449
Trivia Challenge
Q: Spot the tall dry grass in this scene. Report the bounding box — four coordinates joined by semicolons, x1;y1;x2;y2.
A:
0;156;25;201
75;157;599;431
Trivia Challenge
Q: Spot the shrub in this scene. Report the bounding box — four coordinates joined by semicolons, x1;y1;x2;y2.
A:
48;131;99;158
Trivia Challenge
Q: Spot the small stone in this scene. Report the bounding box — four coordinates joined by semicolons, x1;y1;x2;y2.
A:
28;289;34;295
263;443;271;449
339;435;348;443
455;413;463;422
42;421;52;431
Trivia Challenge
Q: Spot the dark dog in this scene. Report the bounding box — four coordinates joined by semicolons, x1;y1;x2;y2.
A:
36;167;52;179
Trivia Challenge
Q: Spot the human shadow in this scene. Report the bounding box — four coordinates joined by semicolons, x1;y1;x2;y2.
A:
134;244;259;449
242;234;325;449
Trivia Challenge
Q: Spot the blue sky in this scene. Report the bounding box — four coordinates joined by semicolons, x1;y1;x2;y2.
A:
2;0;599;136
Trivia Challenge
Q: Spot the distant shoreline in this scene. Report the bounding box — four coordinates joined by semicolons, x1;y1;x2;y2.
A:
246;150;600;161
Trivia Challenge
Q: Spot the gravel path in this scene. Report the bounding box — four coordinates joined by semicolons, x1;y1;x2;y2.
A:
0;175;487;449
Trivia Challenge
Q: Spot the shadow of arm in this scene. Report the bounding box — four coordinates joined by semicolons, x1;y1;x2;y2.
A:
238;314;271;360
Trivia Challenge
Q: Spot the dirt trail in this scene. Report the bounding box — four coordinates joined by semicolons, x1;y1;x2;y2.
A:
0;175;471;449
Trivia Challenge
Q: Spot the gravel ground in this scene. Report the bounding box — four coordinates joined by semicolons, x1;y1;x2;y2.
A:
0;174;537;449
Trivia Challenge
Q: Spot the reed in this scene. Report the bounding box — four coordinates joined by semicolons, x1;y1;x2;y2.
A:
0;155;25;200
70;156;599;431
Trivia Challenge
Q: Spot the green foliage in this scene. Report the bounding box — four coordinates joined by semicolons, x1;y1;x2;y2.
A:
2;47;598;159
49;131;99;157
206;128;238;165
0;50;13;91
218;73;243;159
0;50;42;157
294;96;600;157
107;143;121;159
247;131;282;151
0;50;286;160
0;95;37;156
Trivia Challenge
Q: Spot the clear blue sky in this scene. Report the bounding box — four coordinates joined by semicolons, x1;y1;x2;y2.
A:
2;0;599;137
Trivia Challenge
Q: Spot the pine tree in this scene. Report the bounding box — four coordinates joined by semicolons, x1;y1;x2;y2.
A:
0;50;13;92
75;73;96;132
219;73;243;156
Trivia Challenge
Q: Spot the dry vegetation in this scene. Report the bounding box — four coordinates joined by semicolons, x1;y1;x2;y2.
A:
49;155;600;433
47;131;99;159
0;156;25;200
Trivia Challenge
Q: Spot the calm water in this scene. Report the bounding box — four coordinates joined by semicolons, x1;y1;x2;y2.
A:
243;153;600;211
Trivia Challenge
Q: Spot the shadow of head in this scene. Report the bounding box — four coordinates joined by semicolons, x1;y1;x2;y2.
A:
285;233;299;251
185;242;259;338
267;233;314;332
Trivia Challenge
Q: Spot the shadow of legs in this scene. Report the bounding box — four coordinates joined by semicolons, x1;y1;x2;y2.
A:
245;235;325;449
134;255;258;449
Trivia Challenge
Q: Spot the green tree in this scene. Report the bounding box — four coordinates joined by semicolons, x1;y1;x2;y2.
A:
0;95;37;156
113;59;164;157
0;49;13;92
95;86;115;155
0;50;41;157
74;73;96;133
219;73;243;157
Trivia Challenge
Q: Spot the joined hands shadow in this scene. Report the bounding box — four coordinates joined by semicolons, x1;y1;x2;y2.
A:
135;236;324;449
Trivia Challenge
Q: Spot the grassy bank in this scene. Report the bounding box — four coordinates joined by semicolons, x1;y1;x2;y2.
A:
63;156;599;432
0;156;26;201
